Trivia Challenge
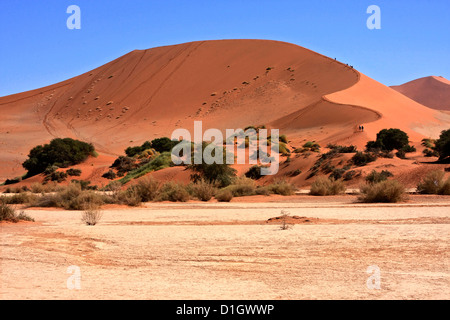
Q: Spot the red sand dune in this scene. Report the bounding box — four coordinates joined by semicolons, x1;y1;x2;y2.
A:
0;39;449;184
391;76;450;111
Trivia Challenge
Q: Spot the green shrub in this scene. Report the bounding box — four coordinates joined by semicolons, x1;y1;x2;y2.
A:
245;165;265;180
358;180;406;203
402;144;416;153
434;129;450;161
23;138;95;176
119;152;173;184
365;170;393;185
327;144;357;153
102;170;117;180
329;168;346;180
67;168;82;177
189;143;237;187
310;177;345;196
351;151;377;166
375;129;409;151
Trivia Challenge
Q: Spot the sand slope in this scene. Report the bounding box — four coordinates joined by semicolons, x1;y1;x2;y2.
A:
391;76;450;111
0;40;449;182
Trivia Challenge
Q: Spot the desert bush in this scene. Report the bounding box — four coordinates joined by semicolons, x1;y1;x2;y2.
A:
156;182;190;202
4;177;22;185
125;141;152;157
44;171;68;183
134;177;160;202
4;185;29;194
329;168;346;180
310;177;345;196
343;170;360;181
434;129;450;161
191;179;217;201
117;187;142;206
81;207;103;226
327;144;357;153
416;170;450;195
401;144;416;153
23;138;95;177
358;180;406;203
279;210;293;230
365;170;393;185
119;152;173;185
375;129;410;151
268;179;296;196
1;193;37;205
32;184;104;210
222;177;256;197
395;149;406;159
215;189;233;202
189;143;237;188
0;203;34;223
67;168;82;177
110;156;138;176
423;148;439;157
102;170;117;180
351;151;377;166
439;178;450;195
245;165;264;180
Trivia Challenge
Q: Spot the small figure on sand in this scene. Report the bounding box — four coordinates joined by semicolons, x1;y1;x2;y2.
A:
358;125;365;132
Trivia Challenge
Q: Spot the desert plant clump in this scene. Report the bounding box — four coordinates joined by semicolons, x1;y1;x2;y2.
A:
22;138;95;177
102;170;117;180
66;168;82;177
222;177;257;197
156;182;190;202
310;176;346;196
268;179;297;196
358;180;406;203
279;210;293;230
326;144;357;153
0;203;34;223
365;170;393;185
416;170;450;195
351;151;377;167
190;179;217;202
215;189;233;202
81;207;103;226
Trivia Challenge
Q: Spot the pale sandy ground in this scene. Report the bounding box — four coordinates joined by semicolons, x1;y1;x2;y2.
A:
1;195;449;300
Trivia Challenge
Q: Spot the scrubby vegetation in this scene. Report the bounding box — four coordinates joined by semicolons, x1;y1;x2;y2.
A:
67;168;82;177
326;144;357;153
22;138;96;177
417;170;450;195
215;189;233;202
0;202;34;223
310;177;345;196
351;151;377;167
358;180;406;203
365;170;393;185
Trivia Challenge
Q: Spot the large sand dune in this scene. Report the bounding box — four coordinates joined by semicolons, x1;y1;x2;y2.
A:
391;76;450;111
0;40;449;182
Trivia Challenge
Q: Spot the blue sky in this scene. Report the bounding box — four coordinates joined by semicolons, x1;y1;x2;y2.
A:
0;0;449;97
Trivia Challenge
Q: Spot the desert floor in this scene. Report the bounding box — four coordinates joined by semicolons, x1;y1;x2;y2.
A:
1;195;449;300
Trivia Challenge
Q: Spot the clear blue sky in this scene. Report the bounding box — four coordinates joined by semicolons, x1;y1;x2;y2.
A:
0;0;449;97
